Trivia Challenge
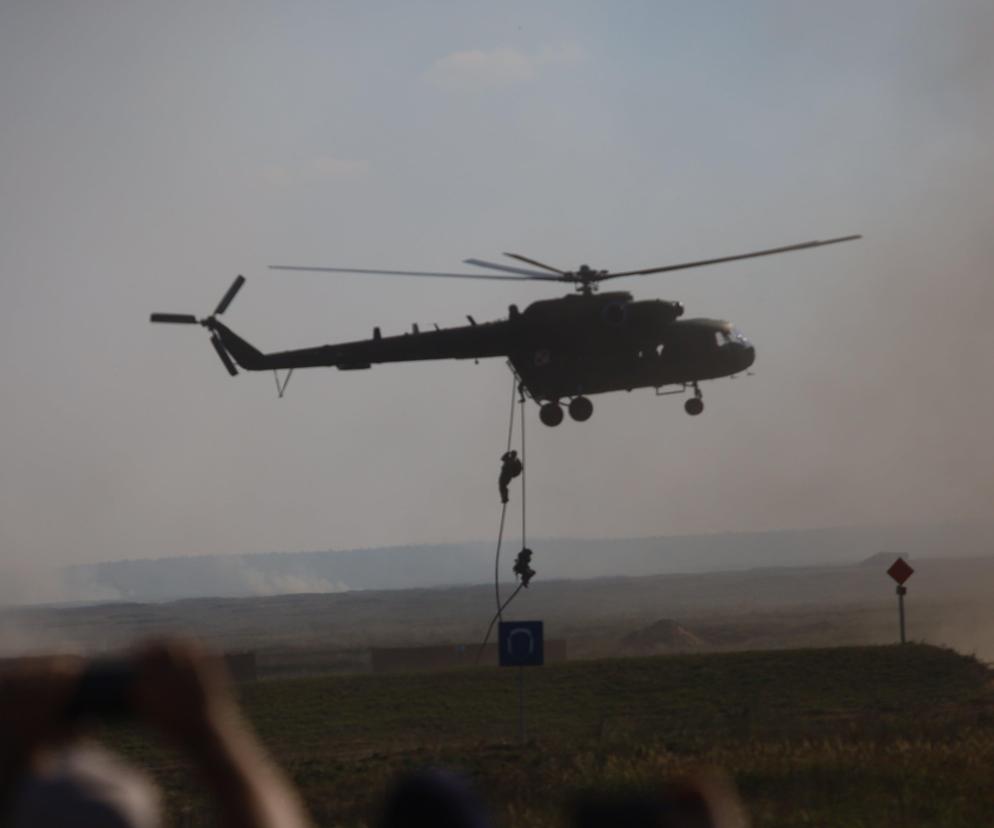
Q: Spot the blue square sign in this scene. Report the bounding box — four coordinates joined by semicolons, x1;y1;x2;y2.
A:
499;620;544;667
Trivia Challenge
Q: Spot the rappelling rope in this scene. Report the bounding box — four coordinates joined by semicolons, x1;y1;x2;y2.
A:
494;371;517;622
476;371;529;665
520;387;527;550
475;581;526;665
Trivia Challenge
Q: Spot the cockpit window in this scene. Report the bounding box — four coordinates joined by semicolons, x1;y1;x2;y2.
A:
730;327;751;345
716;328;750;347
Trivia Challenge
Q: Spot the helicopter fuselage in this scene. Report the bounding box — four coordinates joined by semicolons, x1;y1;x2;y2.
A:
209;290;755;420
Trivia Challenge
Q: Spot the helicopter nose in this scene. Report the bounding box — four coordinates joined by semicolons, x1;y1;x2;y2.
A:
739;342;756;371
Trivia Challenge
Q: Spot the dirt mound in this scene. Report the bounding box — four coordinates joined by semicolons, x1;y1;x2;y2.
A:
621;618;706;654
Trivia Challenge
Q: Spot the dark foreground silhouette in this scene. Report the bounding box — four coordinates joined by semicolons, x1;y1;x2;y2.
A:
0;638;745;827
0;639;313;828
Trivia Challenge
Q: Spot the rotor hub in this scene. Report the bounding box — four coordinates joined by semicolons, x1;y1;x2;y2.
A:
567;265;608;294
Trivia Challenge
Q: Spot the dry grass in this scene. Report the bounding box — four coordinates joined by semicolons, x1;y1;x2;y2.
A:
105;644;994;826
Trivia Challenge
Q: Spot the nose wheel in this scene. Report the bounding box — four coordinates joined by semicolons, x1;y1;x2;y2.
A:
684;385;704;416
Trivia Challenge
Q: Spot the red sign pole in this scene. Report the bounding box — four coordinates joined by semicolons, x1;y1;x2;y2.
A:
886;558;914;645
897;584;907;644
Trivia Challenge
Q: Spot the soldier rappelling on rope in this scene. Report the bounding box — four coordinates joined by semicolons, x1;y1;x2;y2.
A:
513;548;536;588
498;450;523;504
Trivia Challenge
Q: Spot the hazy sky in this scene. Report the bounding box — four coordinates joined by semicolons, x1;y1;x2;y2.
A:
2;1;993;589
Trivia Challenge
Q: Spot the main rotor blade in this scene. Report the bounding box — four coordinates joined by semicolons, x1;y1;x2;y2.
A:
210;334;238;376
214;275;245;316
463;259;563;279
150;313;199;324
603;235;863;280
269;265;558;282
502;252;567;275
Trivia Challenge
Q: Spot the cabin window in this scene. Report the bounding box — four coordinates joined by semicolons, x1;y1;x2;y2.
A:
638;344;665;359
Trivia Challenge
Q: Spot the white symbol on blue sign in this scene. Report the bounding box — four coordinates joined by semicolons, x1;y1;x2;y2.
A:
499;621;544;667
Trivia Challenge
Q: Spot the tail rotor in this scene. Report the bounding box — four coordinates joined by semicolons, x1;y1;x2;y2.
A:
213;274;245;316
150;276;246;376
149;313;198;325
209;333;239;376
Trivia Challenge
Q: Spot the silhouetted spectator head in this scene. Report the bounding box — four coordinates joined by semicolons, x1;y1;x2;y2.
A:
378;768;492;828
6;745;161;828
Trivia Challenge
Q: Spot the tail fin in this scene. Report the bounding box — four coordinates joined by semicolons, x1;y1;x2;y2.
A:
208;320;267;371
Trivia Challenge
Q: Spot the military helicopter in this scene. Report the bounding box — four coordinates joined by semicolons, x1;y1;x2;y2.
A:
150;234;860;426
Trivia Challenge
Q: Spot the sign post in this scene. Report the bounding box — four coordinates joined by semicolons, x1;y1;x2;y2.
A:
886;558;914;644
518;666;524;742
499;620;544;743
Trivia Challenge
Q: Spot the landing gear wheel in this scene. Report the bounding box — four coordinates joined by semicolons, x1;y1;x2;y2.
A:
684;397;704;416
539;402;564;427
568;396;593;422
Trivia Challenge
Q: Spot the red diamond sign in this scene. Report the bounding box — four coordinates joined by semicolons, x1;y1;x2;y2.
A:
887;558;914;585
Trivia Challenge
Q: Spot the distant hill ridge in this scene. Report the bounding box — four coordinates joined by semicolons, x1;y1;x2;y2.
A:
59;522;994;604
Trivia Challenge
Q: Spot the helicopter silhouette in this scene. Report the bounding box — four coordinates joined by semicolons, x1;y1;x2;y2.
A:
150;234;860;425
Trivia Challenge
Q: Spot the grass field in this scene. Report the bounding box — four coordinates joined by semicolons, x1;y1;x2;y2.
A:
107;644;994;826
